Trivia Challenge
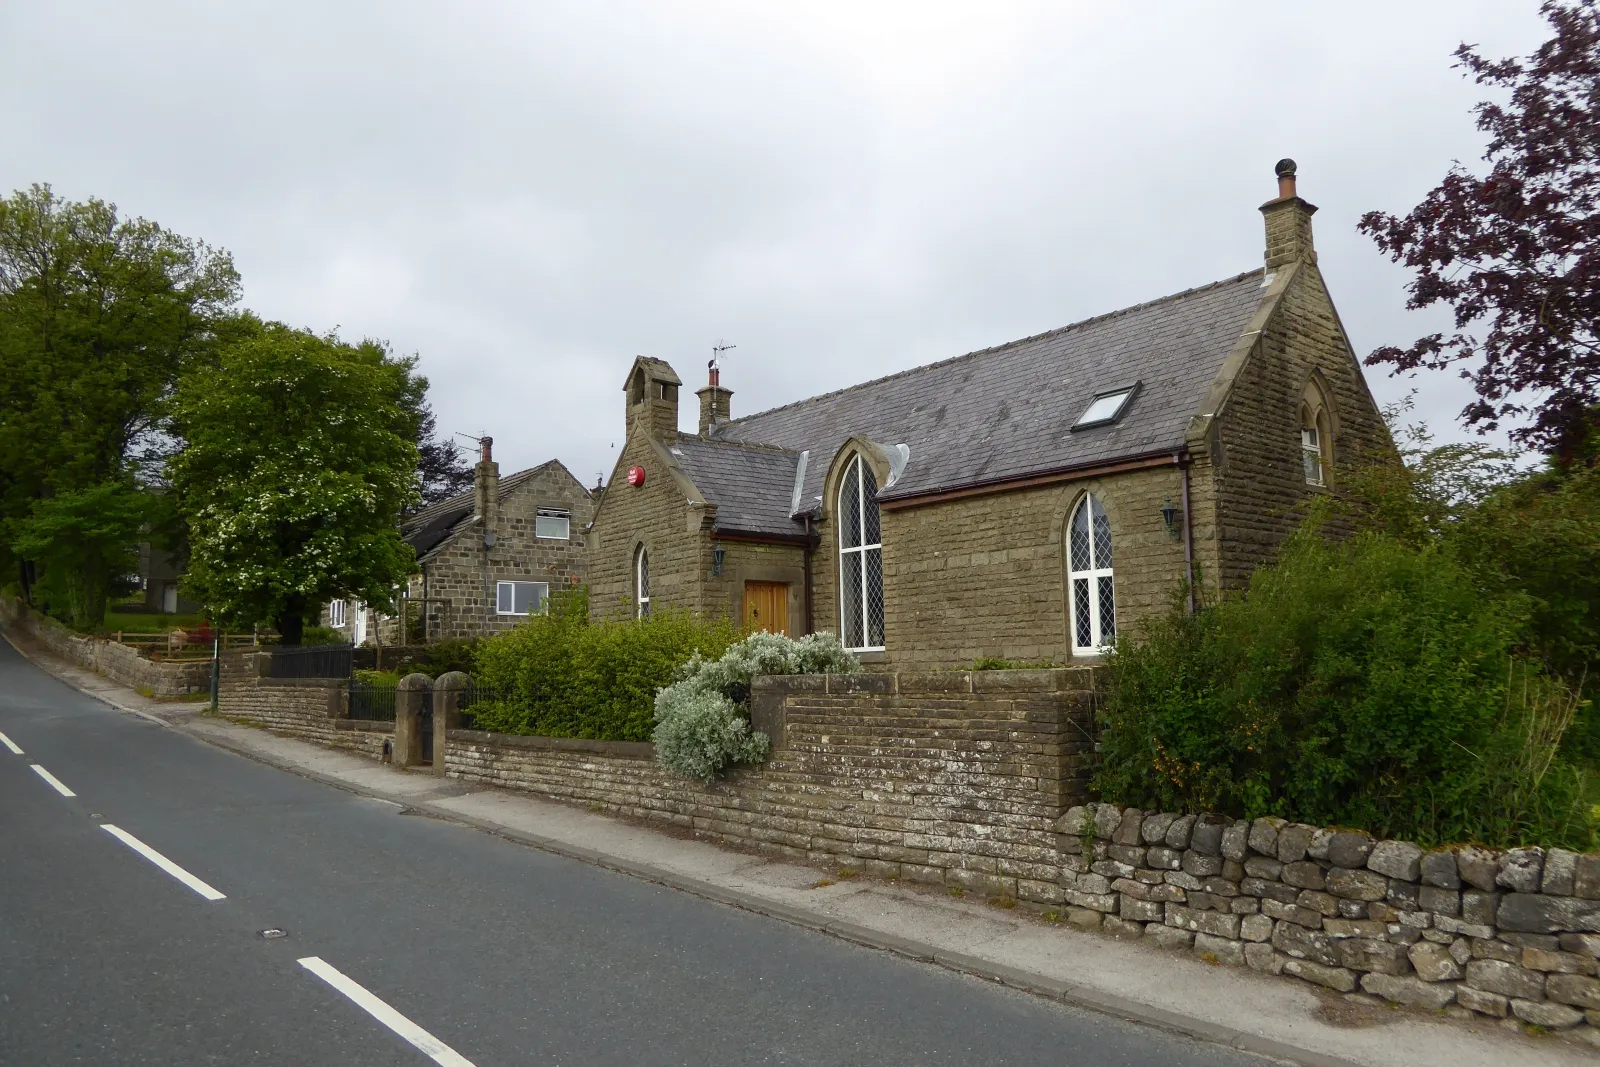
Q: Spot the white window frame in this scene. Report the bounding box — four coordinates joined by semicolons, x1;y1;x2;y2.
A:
635;545;650;619
837;453;885;652
1067;494;1116;655
535;508;571;540
327;599;347;628
495;580;549;616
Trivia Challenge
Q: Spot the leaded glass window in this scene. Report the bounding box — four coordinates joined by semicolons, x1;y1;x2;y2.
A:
837;455;885;651
1067;494;1115;654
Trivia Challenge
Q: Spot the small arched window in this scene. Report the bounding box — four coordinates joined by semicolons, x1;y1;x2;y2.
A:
1068;494;1115;654
837;454;885;651
634;544;650;619
1301;385;1332;487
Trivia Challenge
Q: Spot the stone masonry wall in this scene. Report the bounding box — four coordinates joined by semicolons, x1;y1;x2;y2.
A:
447;668;1099;896
414;463;594;640
217;651;392;759
877;464;1221;669
1;595;210;697
1058;802;1600;1040
218;661;1598;1043
1210;264;1393;588
588;429;717;621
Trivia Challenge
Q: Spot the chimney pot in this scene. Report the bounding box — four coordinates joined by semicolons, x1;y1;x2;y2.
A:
1274;158;1297;200
480;436;493;464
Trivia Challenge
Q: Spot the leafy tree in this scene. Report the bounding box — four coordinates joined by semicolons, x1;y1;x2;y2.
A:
9;482;152;629
0;184;238;622
1359;1;1600;457
167;323;420;644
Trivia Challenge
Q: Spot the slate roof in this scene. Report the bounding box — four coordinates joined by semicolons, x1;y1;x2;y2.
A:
704;269;1268;520
402;464;551;560
668;437;803;538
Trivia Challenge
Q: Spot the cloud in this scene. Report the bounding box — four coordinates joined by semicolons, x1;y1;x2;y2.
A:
0;0;1553;483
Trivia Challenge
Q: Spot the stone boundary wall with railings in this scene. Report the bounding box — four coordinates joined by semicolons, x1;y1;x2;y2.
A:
0;595;209;697
217;651;392;760
1058;803;1600;1040
211;654;1600;1043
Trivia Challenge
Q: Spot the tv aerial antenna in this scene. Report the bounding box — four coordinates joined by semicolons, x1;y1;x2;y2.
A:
710;339;736;372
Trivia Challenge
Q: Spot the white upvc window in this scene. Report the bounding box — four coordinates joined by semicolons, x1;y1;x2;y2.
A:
837;453;885;652
327;599;347;628
536;508;571;540
635;545;650;619
1302;426;1324;486
1067;494;1116;655
495;581;548;616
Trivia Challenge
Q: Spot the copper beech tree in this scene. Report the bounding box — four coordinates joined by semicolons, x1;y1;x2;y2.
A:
1360;0;1600;458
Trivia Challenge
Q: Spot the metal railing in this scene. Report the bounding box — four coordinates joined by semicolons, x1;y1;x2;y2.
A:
347;680;399;722
266;643;355;679
456;682;506;731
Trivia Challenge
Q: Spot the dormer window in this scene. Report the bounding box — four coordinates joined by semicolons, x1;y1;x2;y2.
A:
1072;384;1138;430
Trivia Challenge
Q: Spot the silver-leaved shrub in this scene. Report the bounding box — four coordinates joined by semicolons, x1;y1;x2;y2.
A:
653;631;859;781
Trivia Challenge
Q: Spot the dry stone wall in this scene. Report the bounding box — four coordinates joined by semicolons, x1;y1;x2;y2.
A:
1059;803;1600;1040
211;659;1597;1044
0;595;209;697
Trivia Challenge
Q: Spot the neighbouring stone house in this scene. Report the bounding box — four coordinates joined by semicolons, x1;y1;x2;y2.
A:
322;440;595;644
585;161;1392;667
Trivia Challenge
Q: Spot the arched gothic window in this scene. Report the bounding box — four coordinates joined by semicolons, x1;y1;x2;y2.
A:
837;454;885;651
634;544;650;618
1068;494;1116;654
1301;384;1332;487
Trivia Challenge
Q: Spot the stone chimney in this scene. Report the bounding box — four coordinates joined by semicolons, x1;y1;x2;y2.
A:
625;357;683;441
473;436;499;529
696;360;733;435
1260;158;1317;270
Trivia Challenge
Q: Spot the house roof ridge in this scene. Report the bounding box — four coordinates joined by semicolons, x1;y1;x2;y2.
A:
674;433;800;457
713;267;1265;435
402;460;556;527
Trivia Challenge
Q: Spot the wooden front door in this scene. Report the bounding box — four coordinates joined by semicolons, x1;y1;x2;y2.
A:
743;581;789;636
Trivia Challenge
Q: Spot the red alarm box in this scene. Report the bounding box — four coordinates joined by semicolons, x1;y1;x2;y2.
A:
626;465;646;487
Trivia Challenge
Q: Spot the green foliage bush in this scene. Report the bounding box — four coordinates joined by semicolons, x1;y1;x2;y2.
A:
1095;529;1595;850
467;589;741;742
389;638;479;679
653;631;859;781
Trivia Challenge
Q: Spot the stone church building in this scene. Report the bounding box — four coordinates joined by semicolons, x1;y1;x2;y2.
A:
585;162;1390;667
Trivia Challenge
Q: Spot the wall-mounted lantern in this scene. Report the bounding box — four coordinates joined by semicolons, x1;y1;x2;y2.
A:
1160;498;1182;540
712;542;725;576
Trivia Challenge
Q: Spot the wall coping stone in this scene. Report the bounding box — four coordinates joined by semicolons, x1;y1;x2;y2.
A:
446;729;654;760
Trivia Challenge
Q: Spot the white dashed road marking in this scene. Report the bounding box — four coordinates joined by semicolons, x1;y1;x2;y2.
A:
30;764;74;796
298;956;477;1067
100;824;227;901
0;731;22;754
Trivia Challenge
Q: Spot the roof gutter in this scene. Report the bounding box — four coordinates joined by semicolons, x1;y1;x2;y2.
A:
709;527;814;546
876;449;1185;511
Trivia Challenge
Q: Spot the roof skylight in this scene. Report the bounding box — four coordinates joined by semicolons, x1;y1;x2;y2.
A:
1072;384;1139;430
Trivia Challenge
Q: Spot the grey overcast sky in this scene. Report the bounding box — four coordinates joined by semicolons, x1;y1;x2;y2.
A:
0;2;1554;484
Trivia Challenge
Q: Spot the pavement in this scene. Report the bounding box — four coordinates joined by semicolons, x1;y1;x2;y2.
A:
1;627;1588;1067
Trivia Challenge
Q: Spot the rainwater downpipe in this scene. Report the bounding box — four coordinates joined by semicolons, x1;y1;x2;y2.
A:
802;516;817;636
1177;451;1195;616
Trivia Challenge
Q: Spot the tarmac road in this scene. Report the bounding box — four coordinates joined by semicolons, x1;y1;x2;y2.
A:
0;638;1272;1066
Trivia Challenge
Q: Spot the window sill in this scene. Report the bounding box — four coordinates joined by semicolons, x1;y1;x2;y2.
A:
853;650;888;665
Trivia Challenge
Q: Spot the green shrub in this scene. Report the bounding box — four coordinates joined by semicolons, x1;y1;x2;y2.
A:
389;638;479;679
1095;529;1595;850
654;631;859;780
468;588;741;741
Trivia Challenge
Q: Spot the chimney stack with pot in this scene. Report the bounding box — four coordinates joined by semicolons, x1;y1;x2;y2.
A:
1260;158;1317;271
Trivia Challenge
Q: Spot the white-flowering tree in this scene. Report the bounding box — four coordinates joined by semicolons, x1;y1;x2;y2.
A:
167;321;420;643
